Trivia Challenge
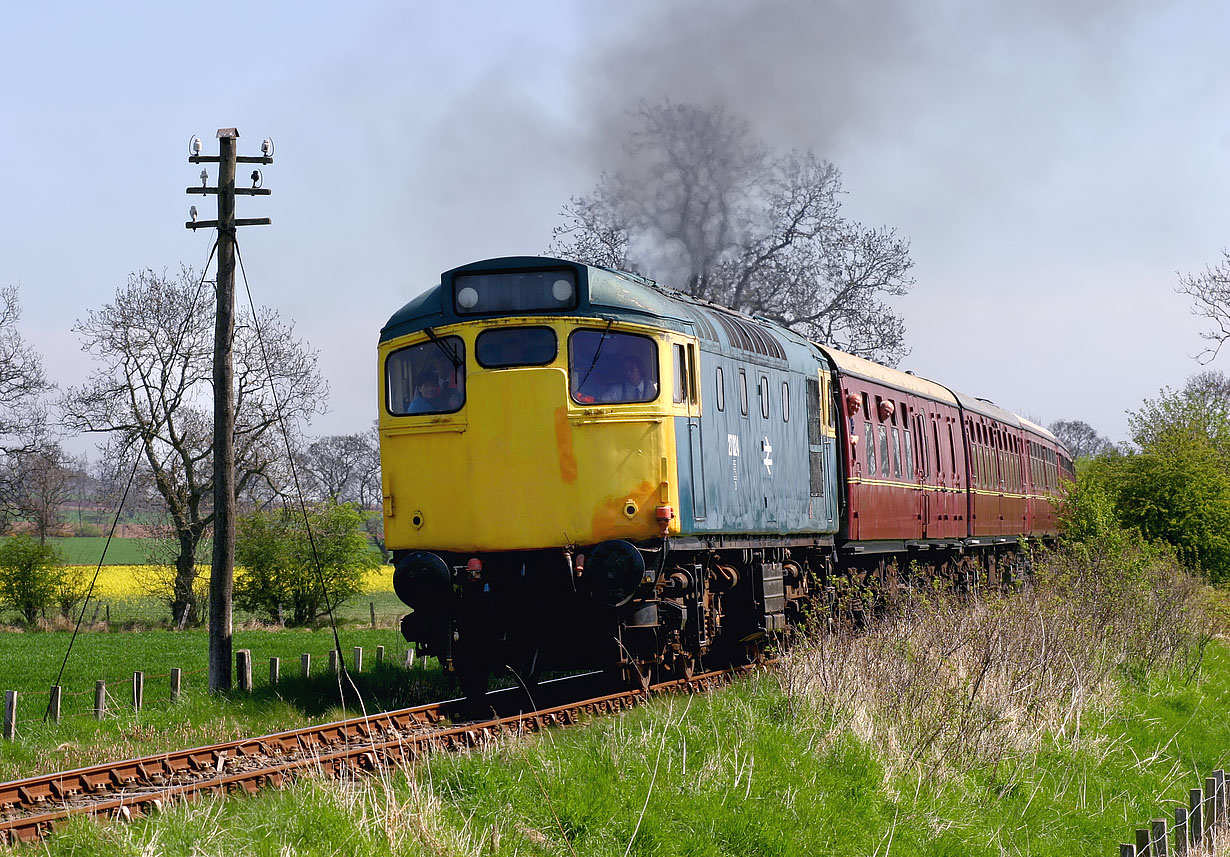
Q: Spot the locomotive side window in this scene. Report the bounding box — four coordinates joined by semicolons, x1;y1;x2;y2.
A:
386;336;466;416
781;381;790;422
715;366;725;411
739;370;748;416
759;375;770;419
475;327;557;368
673;344;687;404
568;329;659;405
454;269;578;315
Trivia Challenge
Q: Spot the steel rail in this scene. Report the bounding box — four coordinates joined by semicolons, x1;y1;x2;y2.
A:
0;666;743;846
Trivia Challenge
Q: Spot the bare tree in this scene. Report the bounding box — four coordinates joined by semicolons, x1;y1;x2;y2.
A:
60;267;328;624
0;286;52;529
5;434;81;543
550;102;915;364
1047;419;1114;460
1178;249;1230;363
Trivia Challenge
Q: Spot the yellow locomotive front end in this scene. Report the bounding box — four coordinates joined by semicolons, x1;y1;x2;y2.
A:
378;258;702;694
379;318;680;553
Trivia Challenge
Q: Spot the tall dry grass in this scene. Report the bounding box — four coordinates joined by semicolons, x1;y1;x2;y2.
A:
777;541;1211;784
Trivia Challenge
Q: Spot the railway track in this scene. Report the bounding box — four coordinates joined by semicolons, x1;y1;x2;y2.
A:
0;666;744;846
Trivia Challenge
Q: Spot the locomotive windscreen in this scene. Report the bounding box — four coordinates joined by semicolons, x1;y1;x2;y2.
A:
453;269;578;315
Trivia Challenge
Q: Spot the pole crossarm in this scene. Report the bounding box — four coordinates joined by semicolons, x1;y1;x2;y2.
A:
186;187;272;196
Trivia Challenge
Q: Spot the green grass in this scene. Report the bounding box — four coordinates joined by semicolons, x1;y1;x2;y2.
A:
44;537;154;565
30;647;1230;856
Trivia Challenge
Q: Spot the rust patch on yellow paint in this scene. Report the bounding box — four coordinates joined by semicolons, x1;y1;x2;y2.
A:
554;405;578;483
591;480;660;540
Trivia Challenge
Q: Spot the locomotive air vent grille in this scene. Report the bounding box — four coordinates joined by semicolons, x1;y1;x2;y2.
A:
704;309;785;360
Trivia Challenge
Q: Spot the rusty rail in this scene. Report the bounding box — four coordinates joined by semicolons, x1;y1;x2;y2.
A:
0;667;741;845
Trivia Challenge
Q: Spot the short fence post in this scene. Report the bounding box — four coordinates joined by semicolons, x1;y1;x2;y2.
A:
1121;845;1137;857
1175;806;1188;855
370;602;376;628
376;645;385;665
105;604;110;626
90;602;100;624
4;691;16;740
170;668;182;703
1190;789;1203;847
94;680;106;720
301;653;311;679
353;647;363;673
132;672;144;712
404;649;416;669
329;649;339;674
48;686;61;724
1151;818;1169;856
269;657;280;686
1136;827;1151;856
1206;778;1217;842
237;650;252;692
1216;770;1227;827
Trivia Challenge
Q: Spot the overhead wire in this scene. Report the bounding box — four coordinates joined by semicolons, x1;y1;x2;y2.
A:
233;240;366;716
46;236;222;721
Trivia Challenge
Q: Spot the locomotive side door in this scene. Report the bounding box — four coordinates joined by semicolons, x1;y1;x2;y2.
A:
674;342;706;521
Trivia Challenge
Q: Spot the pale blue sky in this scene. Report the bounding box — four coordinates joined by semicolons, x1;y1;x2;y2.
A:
2;0;1227;452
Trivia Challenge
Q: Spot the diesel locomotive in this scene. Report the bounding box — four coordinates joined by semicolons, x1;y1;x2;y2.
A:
379;256;1073;695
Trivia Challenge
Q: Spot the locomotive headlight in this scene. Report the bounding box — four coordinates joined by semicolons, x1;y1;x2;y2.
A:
457;286;479;309
552;278;573;302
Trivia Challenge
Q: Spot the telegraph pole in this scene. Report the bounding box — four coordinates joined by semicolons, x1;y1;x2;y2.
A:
186;128;273;692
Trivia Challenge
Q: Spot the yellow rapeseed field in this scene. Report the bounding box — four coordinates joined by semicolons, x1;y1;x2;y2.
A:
67;565;395;598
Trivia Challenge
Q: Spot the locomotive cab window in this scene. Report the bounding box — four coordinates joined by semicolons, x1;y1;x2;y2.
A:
568;328;659;405
475;326;557;368
386;336;466;416
715;366;725;411
739;370;748;416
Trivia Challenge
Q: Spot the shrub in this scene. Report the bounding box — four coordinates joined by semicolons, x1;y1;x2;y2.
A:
0;535;71;623
235;501;377;626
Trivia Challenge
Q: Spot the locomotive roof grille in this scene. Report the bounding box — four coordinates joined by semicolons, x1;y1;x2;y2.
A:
706;309;785;360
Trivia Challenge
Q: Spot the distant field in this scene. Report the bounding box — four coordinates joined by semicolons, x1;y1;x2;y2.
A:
0;560;399;626
45;537;155;565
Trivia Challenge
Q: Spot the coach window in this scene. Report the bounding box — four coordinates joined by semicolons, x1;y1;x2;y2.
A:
879;424;890;477
781;381;790;422
568;329;659;405
386;336;466;417
739;370;749;416
892;426;903;479
865;420;876;474
475;326;557;369
715;366;725;411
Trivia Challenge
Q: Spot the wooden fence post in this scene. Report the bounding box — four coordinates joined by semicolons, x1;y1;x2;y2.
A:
1175;806;1188;855
3;691;16;740
1206;778;1217;842
105;604;110;626
1151;818;1169;856
301;653;311;679
405;649;416;669
132;672;144;712
48;686;61;724
1120;845;1137;857
237;650;252;692
270;657;280;686
1216;770;1227;827
370;602;376;628
94;680;106;720
329;649;339;674
1190;789;1203;847
353;647;363;673
170;668;182;703
376;645;385;665
1136;827;1150;856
